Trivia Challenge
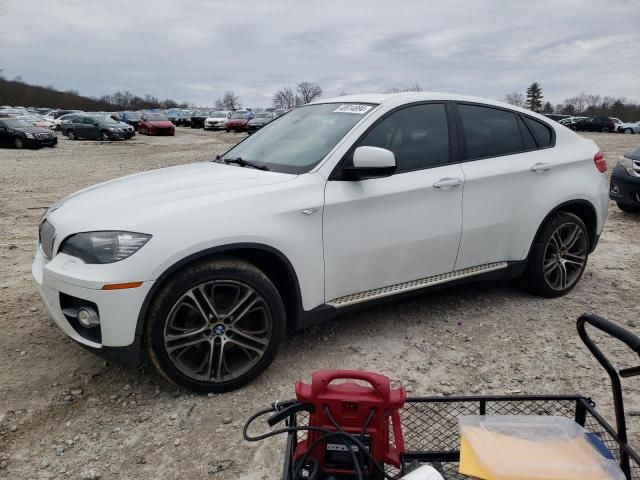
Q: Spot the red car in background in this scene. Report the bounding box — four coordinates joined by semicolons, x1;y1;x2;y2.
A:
139;113;175;136
225;110;252;132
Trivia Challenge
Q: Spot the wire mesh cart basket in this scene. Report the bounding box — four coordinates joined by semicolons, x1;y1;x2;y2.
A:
280;314;640;479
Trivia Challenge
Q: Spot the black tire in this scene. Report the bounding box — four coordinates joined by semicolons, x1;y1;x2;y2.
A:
617;202;640;213
13;137;24;149
146;258;286;393
100;131;110;141
67;130;77;140
624;128;634;134
602;127;610;133
524;212;589;298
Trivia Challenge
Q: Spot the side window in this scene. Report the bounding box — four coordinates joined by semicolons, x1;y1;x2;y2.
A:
357;104;449;172
83;117;95;125
458;104;523;159
524;117;553;148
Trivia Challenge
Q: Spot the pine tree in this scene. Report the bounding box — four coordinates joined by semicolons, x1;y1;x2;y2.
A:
525;82;544;112
542;101;554;113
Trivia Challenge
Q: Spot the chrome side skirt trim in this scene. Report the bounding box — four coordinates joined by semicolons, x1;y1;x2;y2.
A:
327;262;509;308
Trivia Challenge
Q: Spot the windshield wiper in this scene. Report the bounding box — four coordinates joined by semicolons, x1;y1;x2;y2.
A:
221;156;269;171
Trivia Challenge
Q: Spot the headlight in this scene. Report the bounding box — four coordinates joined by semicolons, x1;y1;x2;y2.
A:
620;157;635;176
108;127;119;131
60;231;151;264
25;133;34;139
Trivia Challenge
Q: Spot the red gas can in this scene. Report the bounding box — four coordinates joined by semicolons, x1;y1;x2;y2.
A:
294;370;407;478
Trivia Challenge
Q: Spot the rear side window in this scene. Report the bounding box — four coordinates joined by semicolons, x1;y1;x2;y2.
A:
458;104;522;159
357;103;449;172
517;116;537;150
524;117;553;148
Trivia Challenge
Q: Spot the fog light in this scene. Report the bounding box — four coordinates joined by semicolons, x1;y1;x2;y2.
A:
77;307;100;328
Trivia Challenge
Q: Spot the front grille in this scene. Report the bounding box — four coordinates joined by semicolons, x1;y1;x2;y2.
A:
36;132;52;139
39;220;56;259
633;159;640;177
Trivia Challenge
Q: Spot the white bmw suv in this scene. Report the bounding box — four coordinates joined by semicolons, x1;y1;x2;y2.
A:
33;92;609;392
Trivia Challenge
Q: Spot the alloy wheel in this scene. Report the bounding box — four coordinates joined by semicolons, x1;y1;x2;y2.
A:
14;137;23;149
101;132;110;141
68;130;76;140
163;280;272;383
542;222;588;291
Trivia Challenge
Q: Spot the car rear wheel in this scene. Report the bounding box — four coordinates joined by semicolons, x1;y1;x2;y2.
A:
13;137;23;149
67;130;76;140
617;202;640;213
524;212;589;297
100;131;110;141
146;258;286;393
624;128;634;134
602;127;610;133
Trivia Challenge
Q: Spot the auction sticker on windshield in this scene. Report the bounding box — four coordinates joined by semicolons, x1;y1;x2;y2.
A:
333;104;374;114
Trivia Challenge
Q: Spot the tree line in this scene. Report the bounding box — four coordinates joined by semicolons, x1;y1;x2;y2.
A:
505;82;640;121
0;74;189;111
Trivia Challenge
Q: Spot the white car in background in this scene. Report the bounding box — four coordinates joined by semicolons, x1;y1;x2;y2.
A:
204;110;232;130
618;121;640;134
33;92;608;392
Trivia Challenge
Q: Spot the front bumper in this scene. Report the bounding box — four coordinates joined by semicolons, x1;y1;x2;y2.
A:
25;136;58;147
32;247;154;365
610;163;640;207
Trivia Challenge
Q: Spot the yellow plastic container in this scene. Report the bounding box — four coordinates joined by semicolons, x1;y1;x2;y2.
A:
458;416;625;480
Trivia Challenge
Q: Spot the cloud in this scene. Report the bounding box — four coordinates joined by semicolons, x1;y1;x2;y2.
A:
0;0;638;106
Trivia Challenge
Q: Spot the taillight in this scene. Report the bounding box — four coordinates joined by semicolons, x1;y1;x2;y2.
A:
594;151;607;173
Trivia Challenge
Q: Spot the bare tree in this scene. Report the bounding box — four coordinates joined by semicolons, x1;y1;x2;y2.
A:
215;91;241;110
272;87;297;109
296;81;322;104
383;83;423;93
504;91;526;107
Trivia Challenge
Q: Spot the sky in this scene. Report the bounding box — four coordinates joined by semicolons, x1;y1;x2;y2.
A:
1;0;639;108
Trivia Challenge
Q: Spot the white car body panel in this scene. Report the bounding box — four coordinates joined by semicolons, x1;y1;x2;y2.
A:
33;91;608;351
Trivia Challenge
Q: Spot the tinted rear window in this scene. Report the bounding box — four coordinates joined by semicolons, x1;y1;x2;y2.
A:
524;117;553;148
458;104;522;159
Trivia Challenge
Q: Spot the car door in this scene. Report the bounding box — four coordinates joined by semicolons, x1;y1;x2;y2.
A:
323;103;464;302
454;103;555;269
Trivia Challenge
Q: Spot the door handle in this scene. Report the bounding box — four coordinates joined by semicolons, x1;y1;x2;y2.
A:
433;177;462;189
531;162;553;172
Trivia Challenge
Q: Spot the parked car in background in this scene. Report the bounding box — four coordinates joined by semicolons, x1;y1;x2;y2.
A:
610;147;640;212
274;109;288;117
33;92;608;392
139;113;175;136
543;114;570;122
246;112;276;132
174;111;193;127
120;112;141;131
225;110;251;132
190;110;212;128
164;110;179;124
0;117;57;149
618;121;640;134
559;116;585;128
65;115;134;141
572;116;618;133
19;114;56;130
204;111;231;130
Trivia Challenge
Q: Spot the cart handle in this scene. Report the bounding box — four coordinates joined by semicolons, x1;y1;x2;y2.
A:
577;313;640;479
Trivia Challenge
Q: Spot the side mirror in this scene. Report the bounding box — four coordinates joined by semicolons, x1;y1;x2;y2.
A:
341;146;396;180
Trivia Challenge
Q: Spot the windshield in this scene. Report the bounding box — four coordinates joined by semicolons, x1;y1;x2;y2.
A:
254;113;272;119
3;118;32;128
209;111;227;118
231;111;249;119
220;102;376;174
145;113;168;121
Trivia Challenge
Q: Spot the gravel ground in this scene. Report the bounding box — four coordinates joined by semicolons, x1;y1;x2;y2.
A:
1;128;639;479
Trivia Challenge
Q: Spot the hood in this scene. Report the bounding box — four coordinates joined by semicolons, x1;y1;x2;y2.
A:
116;122;133;129
228;118;248;124
47;162;295;232
249;118;270;125
11;125;52;134
146;120;173;127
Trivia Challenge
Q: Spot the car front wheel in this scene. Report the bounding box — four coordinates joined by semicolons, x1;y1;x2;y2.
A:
101;131;110;141
67;130;77;140
146;258;286;393
524;212;589;297
625;128;634;134
13;137;24;149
